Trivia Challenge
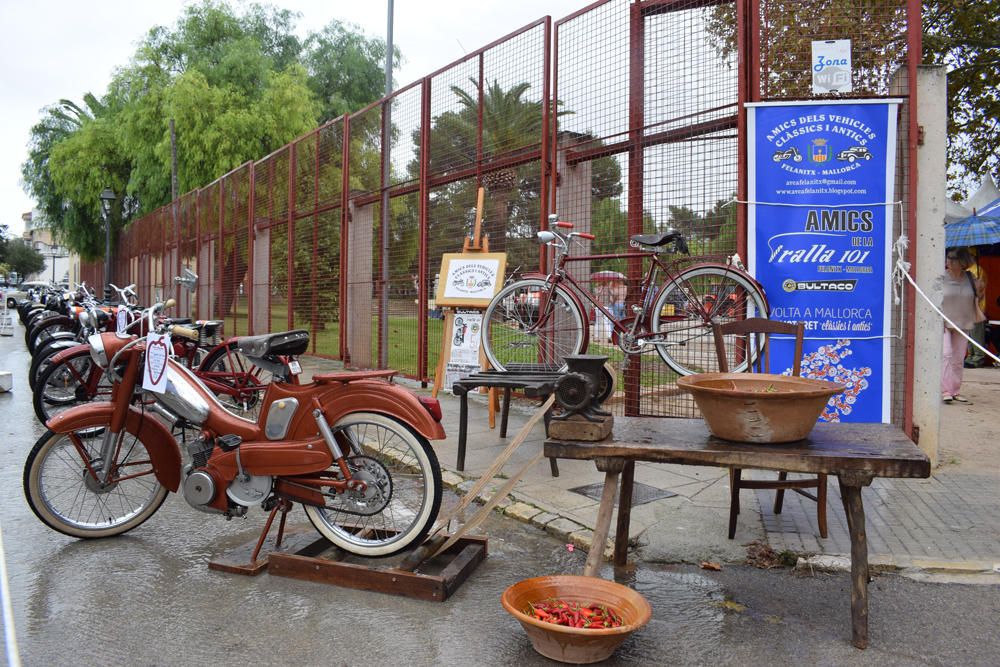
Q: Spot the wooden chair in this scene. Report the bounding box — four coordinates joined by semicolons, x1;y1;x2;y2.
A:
711;317;828;540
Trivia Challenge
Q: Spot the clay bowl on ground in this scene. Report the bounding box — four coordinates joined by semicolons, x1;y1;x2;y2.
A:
501;575;652;664
676;372;845;444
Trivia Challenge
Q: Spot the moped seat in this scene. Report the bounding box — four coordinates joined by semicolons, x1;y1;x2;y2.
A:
236;329;310;359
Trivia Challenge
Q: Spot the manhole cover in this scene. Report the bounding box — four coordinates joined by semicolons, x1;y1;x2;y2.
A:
569;482;676;506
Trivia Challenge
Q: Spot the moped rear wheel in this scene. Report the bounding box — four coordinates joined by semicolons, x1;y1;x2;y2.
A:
304;412;442;557
23;429;169;538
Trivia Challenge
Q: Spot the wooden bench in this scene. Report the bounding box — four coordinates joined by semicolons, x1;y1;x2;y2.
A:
452;367;564;474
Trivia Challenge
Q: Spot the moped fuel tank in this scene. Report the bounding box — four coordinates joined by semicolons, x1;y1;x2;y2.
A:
156;360;213;425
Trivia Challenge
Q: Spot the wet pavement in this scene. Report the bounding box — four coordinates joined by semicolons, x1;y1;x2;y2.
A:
2;326;999;666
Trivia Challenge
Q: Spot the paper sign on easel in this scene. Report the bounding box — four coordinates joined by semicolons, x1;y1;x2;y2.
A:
444;310;483;390
142;332;171;393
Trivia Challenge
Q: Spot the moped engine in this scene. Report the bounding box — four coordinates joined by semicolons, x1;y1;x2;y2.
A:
226;474;273;507
181;436;230;515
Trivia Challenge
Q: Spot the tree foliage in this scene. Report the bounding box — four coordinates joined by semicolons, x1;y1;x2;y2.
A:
20;0;391;260
704;1;999;198
922;1;1000;196
1;239;47;280
408;79;623;273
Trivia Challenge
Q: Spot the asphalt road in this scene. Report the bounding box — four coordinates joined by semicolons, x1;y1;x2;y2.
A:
1;323;998;666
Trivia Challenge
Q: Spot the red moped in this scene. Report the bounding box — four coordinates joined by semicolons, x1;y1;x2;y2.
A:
23;300;446;557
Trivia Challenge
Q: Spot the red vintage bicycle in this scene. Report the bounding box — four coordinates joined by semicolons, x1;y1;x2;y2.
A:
482;215;768;375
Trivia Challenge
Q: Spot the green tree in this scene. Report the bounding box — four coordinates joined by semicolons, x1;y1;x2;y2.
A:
923;1;999;196
705;1;999;198
3;240;46;280
410;81;622;274
21;0;390;266
303;22;397;123
21;95;129;260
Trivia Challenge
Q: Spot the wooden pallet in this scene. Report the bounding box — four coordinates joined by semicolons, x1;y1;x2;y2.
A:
209;529;488;602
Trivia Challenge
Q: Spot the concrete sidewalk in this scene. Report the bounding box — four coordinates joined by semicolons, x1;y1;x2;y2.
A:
302;357;1000;581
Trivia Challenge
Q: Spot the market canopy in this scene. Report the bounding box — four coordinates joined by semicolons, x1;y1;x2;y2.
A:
976;196;1000;218
945;212;1000;248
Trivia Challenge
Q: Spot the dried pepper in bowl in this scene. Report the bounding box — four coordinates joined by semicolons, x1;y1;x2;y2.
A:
525;598;624;629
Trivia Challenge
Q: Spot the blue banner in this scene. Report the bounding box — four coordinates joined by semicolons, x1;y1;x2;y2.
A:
747;101;900;423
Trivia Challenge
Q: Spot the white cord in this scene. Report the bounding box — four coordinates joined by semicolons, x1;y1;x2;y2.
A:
726;198;904;209
892;234;1000;364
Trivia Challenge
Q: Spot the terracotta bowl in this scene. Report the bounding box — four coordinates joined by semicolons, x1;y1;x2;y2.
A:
501;575;652;664
677;372;845;444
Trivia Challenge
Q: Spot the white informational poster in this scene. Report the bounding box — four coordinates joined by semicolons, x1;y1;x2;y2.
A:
812;39;853;94
444;363;480;392
142;332;171;393
441;258;501;302
449;310;483;365
444;309;483;392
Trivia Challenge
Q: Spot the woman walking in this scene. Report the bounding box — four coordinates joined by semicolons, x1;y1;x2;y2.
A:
941;247;984;404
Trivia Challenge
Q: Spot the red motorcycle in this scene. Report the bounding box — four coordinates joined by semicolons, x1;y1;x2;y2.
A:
23;300;446;557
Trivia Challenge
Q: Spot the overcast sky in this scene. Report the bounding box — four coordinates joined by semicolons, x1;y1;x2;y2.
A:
0;0;586;236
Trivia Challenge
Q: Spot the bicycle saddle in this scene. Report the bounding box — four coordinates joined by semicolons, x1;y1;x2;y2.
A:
630;231;689;253
235;329;310;359
630;230;684;247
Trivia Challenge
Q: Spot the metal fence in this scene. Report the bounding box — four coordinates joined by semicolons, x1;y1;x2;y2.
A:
83;0;920;425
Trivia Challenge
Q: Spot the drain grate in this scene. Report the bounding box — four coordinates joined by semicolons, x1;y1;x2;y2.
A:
569;482;676;506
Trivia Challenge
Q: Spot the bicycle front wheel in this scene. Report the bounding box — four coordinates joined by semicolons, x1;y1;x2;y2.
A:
482;279;586;372
650;265;768;375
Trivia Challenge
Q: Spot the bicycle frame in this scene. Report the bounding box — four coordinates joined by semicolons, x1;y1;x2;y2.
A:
527;248;707;349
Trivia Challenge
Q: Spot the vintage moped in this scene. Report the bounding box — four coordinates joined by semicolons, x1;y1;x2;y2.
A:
23;299;446;557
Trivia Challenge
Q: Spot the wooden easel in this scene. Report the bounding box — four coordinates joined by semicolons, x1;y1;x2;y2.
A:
432;188;501;427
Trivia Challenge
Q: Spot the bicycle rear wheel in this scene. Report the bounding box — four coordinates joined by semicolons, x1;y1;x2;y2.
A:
482;279;586;372
198;342;271;420
650;265;768;375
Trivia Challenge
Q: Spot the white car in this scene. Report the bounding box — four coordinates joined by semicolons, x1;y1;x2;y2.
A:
3;281;51;308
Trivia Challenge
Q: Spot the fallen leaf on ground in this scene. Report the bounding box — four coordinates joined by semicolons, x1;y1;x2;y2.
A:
745;541;779;568
700;561;722;571
714;599;746;613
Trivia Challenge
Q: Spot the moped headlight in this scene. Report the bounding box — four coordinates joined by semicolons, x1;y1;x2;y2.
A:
88;333;108;367
78;311;92;329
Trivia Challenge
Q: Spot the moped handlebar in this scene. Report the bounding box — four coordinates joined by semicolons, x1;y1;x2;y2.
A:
169;325;198;340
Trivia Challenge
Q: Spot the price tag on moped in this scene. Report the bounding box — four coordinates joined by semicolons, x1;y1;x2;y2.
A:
288;360;302;375
142;333;171;394
117;308;128;334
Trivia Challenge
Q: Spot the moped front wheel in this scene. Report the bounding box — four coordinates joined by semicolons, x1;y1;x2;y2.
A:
23;429;169;538
304;412;442;557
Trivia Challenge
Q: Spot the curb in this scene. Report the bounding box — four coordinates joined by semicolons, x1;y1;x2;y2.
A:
796;554;1000;583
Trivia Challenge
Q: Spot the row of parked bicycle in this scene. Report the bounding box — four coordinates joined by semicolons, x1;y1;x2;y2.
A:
13;277;446;558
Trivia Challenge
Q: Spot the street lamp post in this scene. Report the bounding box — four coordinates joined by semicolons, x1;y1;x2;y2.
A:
100;188;116;290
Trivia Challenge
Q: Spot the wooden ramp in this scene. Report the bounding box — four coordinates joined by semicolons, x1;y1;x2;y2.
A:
209;528;487;602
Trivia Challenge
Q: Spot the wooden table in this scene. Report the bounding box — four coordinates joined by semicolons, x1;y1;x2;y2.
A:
544;418;931;649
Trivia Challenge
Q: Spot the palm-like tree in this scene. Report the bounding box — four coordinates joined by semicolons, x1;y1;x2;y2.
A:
448;79;547;254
